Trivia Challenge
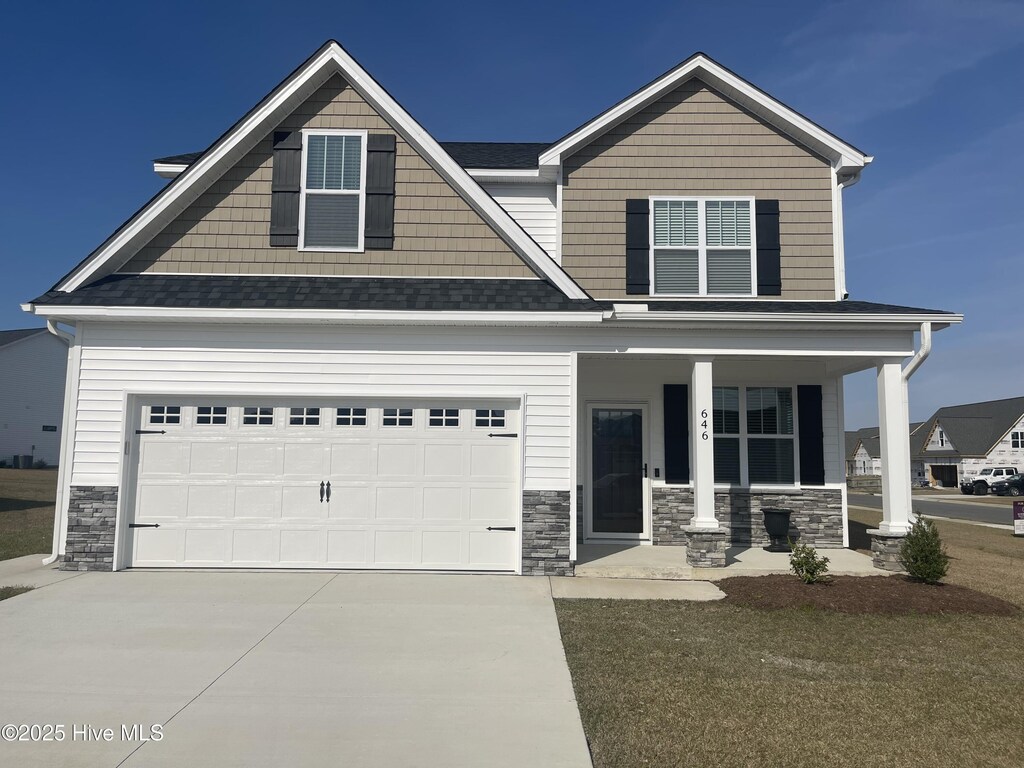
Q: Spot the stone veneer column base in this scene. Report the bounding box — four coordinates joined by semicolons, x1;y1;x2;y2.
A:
61;486;118;572
522;490;572;576
867;529;906;572
684;526;729;568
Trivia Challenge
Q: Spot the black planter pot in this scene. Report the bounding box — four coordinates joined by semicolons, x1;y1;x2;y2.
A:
762;508;793;552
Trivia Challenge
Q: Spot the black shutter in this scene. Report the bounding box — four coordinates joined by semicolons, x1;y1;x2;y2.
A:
756;199;781;296
664;384;690;484
797;385;825;486
270;131;302;247
625;199;650;295
365;134;396;249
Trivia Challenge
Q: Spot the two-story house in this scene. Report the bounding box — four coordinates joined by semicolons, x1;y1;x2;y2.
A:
24;41;960;574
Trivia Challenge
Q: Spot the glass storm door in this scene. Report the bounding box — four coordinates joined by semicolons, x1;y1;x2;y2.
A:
589;406;646;536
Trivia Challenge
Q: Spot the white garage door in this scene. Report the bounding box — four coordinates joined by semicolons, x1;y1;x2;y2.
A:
126;399;520;571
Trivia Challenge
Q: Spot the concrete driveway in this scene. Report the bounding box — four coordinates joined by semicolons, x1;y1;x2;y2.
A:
0;568;591;767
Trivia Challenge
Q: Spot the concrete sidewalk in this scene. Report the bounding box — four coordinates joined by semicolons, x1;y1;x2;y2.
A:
0;570;592;768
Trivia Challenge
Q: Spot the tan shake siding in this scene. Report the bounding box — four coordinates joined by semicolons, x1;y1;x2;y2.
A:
120;75;533;277
561;78;835;299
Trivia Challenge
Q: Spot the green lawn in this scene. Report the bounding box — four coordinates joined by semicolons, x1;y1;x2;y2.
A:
0;468;58;560
556;511;1024;768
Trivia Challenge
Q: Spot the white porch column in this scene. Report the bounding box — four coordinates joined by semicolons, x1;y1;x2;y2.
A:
876;360;913;535
690;357;718;529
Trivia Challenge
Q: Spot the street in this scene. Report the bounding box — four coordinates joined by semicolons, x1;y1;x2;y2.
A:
849;493;1016;527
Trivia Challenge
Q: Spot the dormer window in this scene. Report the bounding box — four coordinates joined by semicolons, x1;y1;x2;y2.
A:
299;130;367;251
650;197;755;297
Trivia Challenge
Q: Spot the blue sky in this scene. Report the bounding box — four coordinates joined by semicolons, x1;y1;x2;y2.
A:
2;0;1021;429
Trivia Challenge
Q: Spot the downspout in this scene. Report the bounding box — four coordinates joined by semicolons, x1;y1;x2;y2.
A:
42;319;75;566
900;322;932;519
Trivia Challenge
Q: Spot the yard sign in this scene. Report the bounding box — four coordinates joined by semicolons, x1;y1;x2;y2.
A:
1014;500;1024;537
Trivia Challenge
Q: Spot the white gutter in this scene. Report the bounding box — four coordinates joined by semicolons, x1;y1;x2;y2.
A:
902;322;932;381
42;320;75;566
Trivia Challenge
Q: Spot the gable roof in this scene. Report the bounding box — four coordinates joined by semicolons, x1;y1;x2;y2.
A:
54;41;587;300
915;397;1024;459
0;327;46;349
846;422;925;461
538;52;871;175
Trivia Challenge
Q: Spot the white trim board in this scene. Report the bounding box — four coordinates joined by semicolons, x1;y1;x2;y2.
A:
539;52;872;174
56;41;588;301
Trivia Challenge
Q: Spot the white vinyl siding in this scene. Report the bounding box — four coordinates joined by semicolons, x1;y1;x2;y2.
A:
650;197;755;297
299;130;367;251
480;183;557;258
70;323;573;491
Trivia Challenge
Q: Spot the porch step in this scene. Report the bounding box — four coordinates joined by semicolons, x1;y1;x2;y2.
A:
573;562;695;581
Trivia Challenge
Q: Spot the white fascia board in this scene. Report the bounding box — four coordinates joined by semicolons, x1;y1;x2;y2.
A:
153;162;188;179
538;54;870;172
465;168;558;184
60;42;588;301
25;304;605;325
609;310;962;328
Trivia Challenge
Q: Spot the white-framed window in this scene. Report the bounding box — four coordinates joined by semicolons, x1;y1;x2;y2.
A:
428;408;459;427
938;429;946;447
149;405;181;425
289;407;321;426
336;407;367;426
649;197;755;297
382;408;413;427
475;409;506;428
1012;431;1023;449
299;129;367;252
712;386;795;485
196;406;228;426
242;406;274;426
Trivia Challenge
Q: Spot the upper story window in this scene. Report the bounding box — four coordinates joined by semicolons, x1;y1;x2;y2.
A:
300;131;366;251
650;197;754;297
1012;431;1023;449
938;429;946;447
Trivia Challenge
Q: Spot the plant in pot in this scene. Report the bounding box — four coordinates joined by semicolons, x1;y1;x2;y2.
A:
762;507;793;552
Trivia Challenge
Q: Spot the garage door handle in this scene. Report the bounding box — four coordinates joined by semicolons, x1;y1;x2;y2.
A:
319;481;325;503
325;481;331;502
128;523;160;529
486;526;516;531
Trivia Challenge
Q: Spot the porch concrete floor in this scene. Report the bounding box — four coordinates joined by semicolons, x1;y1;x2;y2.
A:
574;543;885;581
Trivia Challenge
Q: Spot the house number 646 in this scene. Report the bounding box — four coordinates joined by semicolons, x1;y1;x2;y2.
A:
700;409;709;440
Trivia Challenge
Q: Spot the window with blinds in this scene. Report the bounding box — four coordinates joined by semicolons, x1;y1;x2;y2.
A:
650;198;754;296
301;131;365;250
711;386;796;485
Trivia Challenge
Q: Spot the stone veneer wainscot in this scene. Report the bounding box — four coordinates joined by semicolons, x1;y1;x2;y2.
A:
62;486;118;571
522;490;572;576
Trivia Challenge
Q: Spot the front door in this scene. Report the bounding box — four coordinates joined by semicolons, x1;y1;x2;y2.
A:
587;404;648;539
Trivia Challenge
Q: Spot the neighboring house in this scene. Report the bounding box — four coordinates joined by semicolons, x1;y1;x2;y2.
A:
23;41;961;574
0;328;68;466
845;423;925;480
912;396;1024;488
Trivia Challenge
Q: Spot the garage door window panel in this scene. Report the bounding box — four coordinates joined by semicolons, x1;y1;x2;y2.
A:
336;407;367;426
383;408;413;427
475;409;506;428
242;406;274;426
428;408;460;427
289;407;321;426
149;405;181;425
196;406;228;426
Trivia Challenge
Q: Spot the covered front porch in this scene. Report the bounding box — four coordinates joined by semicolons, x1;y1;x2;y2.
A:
566;324;926;574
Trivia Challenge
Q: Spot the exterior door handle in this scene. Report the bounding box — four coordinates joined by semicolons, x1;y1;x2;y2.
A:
325;481;331;502
319;481;325;503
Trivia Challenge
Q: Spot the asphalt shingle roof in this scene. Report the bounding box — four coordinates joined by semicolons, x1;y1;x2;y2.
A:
914;396;1024;458
0;328;46;348
30;275;603;312
156;143;551;172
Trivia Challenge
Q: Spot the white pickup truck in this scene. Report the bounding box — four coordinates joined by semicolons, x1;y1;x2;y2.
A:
960;466;1020;495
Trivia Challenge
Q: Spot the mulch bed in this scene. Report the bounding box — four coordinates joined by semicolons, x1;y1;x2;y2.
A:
717;575;1019;616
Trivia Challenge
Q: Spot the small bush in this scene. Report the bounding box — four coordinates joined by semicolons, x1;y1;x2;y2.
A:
899;518;950;584
790;542;830;584
33;459;48;469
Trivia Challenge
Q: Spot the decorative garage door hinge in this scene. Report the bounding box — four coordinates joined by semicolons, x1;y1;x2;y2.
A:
135;429;167;435
487;433;518;438
486;526;516;531
128;523;160;529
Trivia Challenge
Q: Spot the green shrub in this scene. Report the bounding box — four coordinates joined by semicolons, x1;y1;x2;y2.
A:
899;518;949;584
33;459;47;469
789;541;830;584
